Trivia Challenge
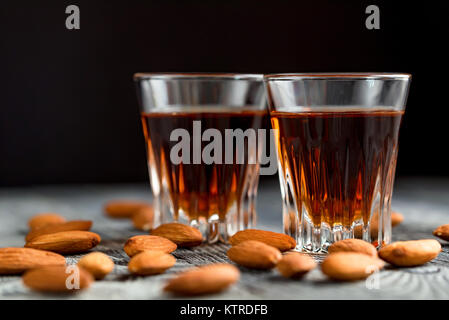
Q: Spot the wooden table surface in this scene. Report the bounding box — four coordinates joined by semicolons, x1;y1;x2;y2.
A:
1;177;448;300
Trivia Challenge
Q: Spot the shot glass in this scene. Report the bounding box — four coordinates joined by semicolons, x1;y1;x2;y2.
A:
134;73;266;243
265;73;411;252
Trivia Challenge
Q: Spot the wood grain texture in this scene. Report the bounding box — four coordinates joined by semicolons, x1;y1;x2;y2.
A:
0;178;448;299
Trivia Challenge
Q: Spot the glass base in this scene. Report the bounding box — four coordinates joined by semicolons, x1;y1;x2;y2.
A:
184;208;257;244
284;208;392;253
149;163;260;244
153;198;257;244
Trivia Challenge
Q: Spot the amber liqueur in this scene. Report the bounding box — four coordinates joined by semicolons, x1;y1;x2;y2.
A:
271;110;403;228
141;109;267;221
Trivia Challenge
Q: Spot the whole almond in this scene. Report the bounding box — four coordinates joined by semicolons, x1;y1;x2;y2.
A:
321;252;385;281
128;251;176;276
25;220;93;242
328;239;378;257
28;213;66;230
354;211;404;238
0;247;66;274
78;252;114;279
378;239;441;267
124;235;177;257
104;200;150;218
132;206;154;231
23;265;93;293
151;223;203;247
25;231;101;254
433;224;449;241
284;210;299;234
229;229;296;252
227;240;282;269
276;252;316;278
371;211;404;234
164;263;239;296
391;211;404;227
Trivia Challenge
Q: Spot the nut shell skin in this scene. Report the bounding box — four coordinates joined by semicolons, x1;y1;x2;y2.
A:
23;265;93;293
25;220;93;242
164;264;240;296
433;224;449;241
128;251;176;276
378;239;441;267
78;252;114;279
229;229;296;252
276;252;316;278
124;235;177;257
132;206;154;231
328;239;378;258
321;252;385;281
104;200;151;218
227;240;282;269
28;213;66;230
0;247;66;274
151;223;203;247
25;231;101;254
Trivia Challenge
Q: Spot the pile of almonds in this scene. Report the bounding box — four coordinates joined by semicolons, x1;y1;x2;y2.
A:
0;202;239;296
104;200;154;231
0;213;107;293
1;200;448;296
226;229;444;282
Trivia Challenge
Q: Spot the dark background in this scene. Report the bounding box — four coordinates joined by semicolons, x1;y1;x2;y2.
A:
0;0;447;186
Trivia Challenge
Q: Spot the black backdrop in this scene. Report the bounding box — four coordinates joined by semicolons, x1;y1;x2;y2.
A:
1;0;448;186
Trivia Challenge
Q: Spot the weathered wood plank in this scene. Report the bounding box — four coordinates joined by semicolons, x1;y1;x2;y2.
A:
1;178;448;299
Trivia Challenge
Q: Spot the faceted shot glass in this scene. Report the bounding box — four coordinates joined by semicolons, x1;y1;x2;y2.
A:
134;73;266;243
265;73;411;252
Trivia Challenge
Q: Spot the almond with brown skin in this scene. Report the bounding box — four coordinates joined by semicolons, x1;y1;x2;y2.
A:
104;200;150;218
378;239;441;267
28;213;66;231
391;211;404;227
25;231;101;254
151;223;203;247
164;263;239;296
124;235;177;257
328;239;378;257
321;252;385;281
25;220;93;242
229;229;296;252
276;252;316;278
371;211;404;234
354;211;404;238
23;265;93;293
227;240;282;269
0;247;66;274
128;251;176;276
132;206;154;231
433;224;449;241
284;210;299;235
78;252;114;280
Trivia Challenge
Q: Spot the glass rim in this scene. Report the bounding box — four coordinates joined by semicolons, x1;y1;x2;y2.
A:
264;72;412;81
133;72;264;81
